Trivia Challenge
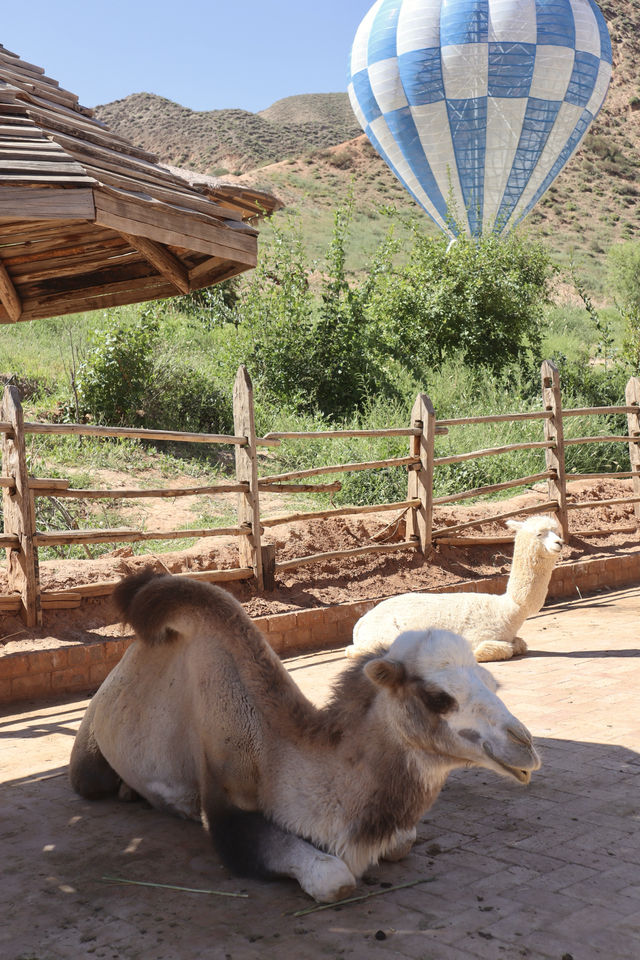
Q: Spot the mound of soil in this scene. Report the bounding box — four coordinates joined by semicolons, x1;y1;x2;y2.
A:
1;478;638;654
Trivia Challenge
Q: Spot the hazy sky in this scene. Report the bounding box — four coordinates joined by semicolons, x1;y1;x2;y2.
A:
3;1;374;112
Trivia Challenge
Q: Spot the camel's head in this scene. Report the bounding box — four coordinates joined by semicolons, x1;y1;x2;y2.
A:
507;514;563;557
364;629;541;784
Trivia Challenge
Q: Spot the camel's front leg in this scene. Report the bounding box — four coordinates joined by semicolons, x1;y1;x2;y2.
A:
203;802;355;903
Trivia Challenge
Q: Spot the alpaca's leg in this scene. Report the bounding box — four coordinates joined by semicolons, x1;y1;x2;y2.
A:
474;637;528;662
473;640;516;662
511;636;528;656
382;827;417;862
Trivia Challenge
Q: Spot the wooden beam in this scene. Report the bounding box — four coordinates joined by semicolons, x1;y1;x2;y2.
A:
120;232;190;294
0;185;95;219
0;256;21;321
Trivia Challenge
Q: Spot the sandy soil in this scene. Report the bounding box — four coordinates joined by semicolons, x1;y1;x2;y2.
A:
1;477;638;654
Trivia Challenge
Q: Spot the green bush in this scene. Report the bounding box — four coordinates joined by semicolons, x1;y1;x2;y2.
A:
74;310;158;425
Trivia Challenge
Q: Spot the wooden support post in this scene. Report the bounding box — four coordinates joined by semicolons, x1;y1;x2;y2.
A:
0;257;22;322
261;543;276;592
626;376;640;525
406;393;435;554
233;366;264;589
1;386;41;625
541;360;569;541
119;232;190;294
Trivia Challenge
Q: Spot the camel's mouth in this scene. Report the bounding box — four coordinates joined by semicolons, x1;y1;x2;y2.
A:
483;743;534;784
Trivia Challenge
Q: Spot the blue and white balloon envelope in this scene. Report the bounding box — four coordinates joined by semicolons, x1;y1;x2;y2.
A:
347;0;612;237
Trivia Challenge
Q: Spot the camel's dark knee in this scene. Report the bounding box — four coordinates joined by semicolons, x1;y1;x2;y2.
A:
69;723;121;800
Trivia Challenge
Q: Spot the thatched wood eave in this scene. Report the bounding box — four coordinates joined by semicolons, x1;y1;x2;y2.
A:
0;43;282;323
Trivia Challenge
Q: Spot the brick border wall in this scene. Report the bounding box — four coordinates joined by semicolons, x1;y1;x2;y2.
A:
2;551;639;708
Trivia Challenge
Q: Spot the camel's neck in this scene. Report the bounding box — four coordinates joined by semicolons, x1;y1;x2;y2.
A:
505;544;556;616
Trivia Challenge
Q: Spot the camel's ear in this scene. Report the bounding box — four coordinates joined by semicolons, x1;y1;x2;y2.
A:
506;519;524;533
364;657;407;692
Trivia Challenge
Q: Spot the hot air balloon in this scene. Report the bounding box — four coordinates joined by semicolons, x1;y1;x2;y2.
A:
347;0;612;237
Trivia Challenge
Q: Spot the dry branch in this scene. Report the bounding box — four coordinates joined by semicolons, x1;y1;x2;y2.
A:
432;501;558;539
260;456;420;485
276;539;418;571
35;525;251;547
434;441;554;467
261;499;421;529
433;471;553;506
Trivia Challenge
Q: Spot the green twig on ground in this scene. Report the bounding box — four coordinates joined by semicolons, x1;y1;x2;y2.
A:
100;876;248;898
290;876;435;917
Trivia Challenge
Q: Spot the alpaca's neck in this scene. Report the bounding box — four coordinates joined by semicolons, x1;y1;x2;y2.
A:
506;544;556;616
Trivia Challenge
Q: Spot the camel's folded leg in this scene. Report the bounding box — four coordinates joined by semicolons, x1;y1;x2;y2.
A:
69;699;121;800
381;826;417;862
202;786;356;903
473;637;528;663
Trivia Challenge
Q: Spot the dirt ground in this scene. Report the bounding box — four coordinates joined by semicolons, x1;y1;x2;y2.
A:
2;584;639;960
1;477;639;653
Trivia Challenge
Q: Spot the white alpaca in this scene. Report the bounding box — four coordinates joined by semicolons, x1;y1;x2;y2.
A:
347;514;563;663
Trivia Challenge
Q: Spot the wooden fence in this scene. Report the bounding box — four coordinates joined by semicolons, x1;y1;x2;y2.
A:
2;361;639;626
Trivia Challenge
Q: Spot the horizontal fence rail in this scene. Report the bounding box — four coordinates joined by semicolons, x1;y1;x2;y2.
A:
1;361;639;626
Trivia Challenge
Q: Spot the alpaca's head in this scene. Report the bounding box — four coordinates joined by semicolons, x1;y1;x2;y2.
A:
507;515;563;559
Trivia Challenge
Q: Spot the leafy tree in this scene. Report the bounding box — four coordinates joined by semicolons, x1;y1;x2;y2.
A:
608;241;640;370
365;230;551;375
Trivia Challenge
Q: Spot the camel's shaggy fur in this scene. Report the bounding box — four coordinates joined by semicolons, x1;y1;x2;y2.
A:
69;570;540;902
347;514;563;663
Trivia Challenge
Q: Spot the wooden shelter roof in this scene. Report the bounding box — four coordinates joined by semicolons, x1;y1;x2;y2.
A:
0;43;282;324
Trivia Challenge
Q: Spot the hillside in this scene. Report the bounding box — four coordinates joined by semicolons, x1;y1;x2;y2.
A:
93;91;361;175
94;0;640;290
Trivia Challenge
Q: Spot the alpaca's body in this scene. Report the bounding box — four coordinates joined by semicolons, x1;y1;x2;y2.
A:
348;515;563;662
70;571;540;902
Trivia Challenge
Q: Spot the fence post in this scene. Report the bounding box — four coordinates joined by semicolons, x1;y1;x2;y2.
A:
626;376;640;526
541;360;569;541
233;366;264;589
1;385;41;626
406;393;435;554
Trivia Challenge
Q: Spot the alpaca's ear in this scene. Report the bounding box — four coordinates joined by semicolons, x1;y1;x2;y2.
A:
506;519;524;532
364;658;407;692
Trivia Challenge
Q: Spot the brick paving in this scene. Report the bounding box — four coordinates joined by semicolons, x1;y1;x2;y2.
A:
1;584;639;960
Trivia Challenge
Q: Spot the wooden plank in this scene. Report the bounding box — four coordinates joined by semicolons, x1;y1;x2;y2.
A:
95;201;257;267
261;499;421;529
0;185;95;219
9;246;138;285
98;182;257;242
82;164;244;221
1;385;41;625
563;436;638;445
566;472;634;481
432;501;559;540
567;496;640;510
233;365;263;588
257;481;342;494
94;191;258;262
38;566;254;598
35;524;251;547
119;232;189;294
0;256;21;321
438;411;552;426
563;405;638;417
23;421;248;445
626;377;640;524
434;441;553;467
433;472;554;506
36;483;248;499
259;456;420;485
264;428;422;440
0;533;20;547
276;540;418;571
